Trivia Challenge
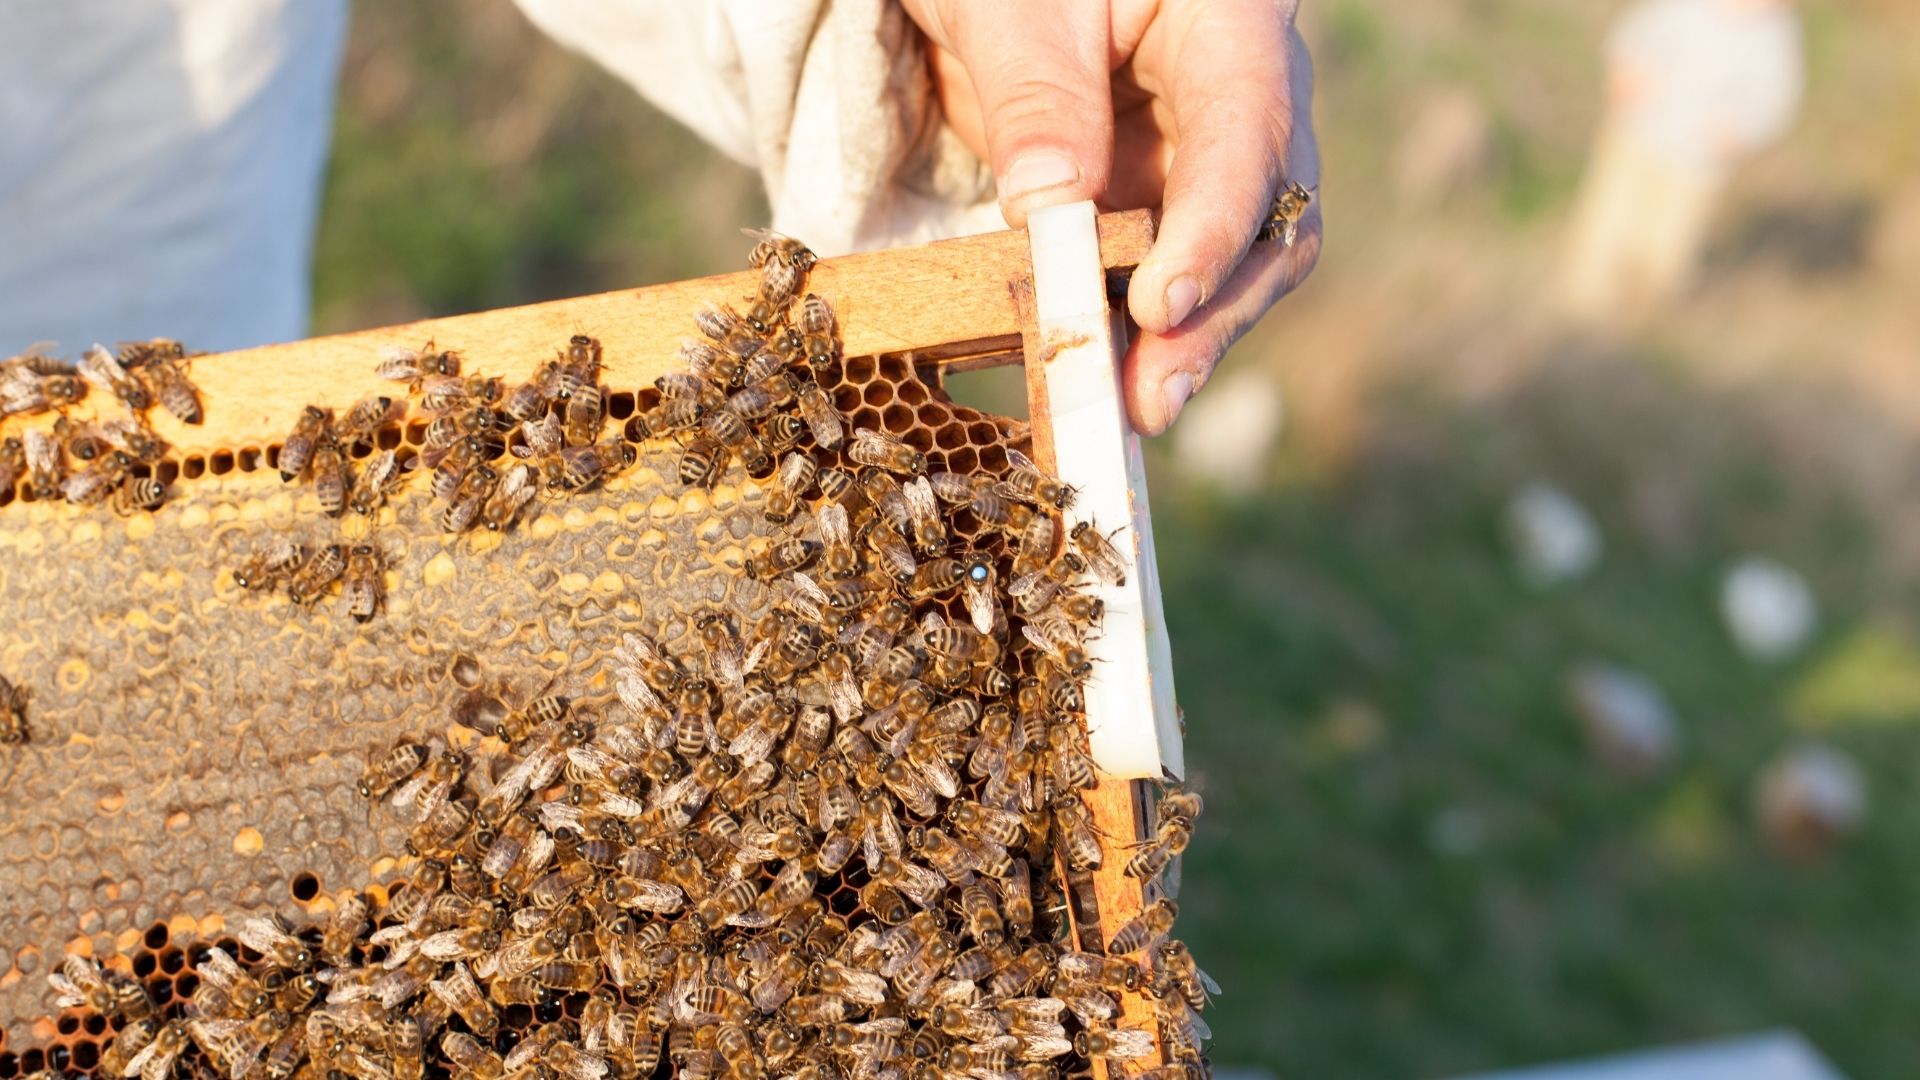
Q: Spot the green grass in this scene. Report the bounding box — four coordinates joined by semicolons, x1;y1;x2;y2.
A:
1155;371;1920;1078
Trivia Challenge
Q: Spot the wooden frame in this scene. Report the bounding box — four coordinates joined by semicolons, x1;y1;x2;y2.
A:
7;207;1181;1064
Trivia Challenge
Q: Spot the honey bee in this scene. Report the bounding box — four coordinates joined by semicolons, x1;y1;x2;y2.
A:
899;476;947;555
279;405;331;481
755;859;819;918
1156;939;1220;1010
350;448;406;515
1008;553;1085;616
796;294;840;369
360;740;429;799
94;415;167;462
1066;520;1128;586
233;537;304;593
678;435;730;490
426;404;497;450
321;890;370;965
479;460;539;530
0;436;24;494
563;381;605;447
22;428;63;500
48;954;154;1020
923;620;999;666
417;376;500;414
850;429;926;477
740;535;819;585
995;448;1073;510
287;542;347;605
745;229;818;273
1051;796;1103;871
378;341;462;388
794;379;844;450
762;451;819;524
0;364;85;417
908;558;970;599
116;474;168;514
141;355;202;424
1159;787;1204;825
785;992;850;1028
727;373;796;421
61;449;133;506
1072;1028;1156;1061
697;303;764;359
439;463;497;533
98;1017;157;1079
1104;898;1177;956
1122;812;1192;881
502;363;558;425
557;439;636;492
332;395;394;448
641;394;707;439
79;343;151;411
854;515;913;583
1259;179;1316;246
857;645;920;711
311;437;349;516
123;1021;189;1080
239;914;316;969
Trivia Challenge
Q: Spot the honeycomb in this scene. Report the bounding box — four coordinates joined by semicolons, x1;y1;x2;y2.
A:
0;246;1204;1080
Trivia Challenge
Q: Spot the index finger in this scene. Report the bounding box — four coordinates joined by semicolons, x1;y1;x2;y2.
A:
1127;1;1305;335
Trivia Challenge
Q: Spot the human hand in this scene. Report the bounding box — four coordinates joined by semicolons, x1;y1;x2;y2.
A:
901;0;1322;434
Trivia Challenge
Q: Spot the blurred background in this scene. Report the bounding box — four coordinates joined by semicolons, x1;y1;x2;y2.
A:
314;1;1920;1077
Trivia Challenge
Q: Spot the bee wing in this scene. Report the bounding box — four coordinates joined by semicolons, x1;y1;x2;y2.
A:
538;799;586;834
547;1045;610;1080
1020;624;1064;661
389;769;437;819
625;879;687;912
1098;1029;1158;1059
727;720;779;765
23;428;56;471
564;744;619;781
826;673;863;724
237;914;296;956
831;965;890;1006
45;969;84;1008
78;344;128;391
785;571;830;620
963;578;999;636
816;502;850;548
889;859;947;905
1016;1036;1073;1062
916;756;962;799
1180;1009;1214;1042
853;427;902;452
903;476;938;520
125;1027;181;1080
1006;446;1041;475
195;945;246;992
1061;990;1117;1026
522;412;564;456
420;929;473;960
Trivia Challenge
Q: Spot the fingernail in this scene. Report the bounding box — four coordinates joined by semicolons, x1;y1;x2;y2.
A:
1161;372;1194;430
1164;276;1201;329
1001;151;1080;203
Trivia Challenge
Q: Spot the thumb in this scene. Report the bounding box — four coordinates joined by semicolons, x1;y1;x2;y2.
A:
912;0;1114;226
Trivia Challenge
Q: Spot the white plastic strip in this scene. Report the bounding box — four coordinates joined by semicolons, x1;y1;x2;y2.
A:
1026;202;1183;780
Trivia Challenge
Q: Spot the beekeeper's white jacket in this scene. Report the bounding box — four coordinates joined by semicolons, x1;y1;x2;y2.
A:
0;0;997;355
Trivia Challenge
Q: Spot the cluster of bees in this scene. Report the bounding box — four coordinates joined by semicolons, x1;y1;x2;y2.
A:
233;321;643;621
0;339;202;513
32;229;1216;1080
